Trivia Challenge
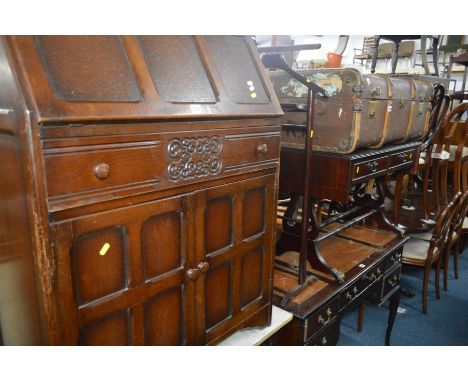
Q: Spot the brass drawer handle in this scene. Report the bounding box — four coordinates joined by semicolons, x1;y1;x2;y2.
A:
257;143;268;155
345;291;352;300
94;163;110;180
321;336;328;345
197;261;210;274
366;160;379;172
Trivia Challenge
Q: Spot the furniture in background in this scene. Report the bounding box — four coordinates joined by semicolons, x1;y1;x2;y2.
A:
353;36;376;68
397;41;415;68
439;36;468;68
446;53;468;93
0;36;282;345
402;193;460;314
371;35;439;75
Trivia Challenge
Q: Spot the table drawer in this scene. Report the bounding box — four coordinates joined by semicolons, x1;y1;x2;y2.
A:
305;296;339;341
384;250;402;272
352;157;388;182
388;149;415;170
381;265;401;301
307;319;340;346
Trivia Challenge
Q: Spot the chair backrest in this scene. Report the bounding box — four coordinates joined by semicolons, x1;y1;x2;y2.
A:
428;192;461;259
377;43;393;59
398;41;415;58
451;191;468;237
442;102;468;153
421;84;449;152
362;36;376;54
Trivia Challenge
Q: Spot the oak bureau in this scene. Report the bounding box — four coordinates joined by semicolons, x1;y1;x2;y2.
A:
0;36;282;345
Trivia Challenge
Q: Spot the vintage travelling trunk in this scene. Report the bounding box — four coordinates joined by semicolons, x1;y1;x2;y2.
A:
269;69;431;153
0;36;283;345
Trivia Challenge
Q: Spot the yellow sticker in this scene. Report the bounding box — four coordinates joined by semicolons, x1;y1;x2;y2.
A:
99;243;110;256
356;166;360;174
250;92;257;99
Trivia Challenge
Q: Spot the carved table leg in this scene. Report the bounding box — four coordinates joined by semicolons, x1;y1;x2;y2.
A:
385;288;401;346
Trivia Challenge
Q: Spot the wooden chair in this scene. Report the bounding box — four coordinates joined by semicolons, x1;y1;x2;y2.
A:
353;36;376;68
401;192;460;314
438;102;468;203
392;84;450;224
444;191;468;289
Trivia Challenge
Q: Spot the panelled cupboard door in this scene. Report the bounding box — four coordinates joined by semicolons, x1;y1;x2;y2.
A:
52;196;196;345
193;175;275;344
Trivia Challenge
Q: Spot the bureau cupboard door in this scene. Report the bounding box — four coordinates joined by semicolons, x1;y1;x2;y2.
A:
51;196;195;345
194;175;276;344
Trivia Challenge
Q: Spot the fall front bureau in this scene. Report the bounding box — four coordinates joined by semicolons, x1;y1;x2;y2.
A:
0;35;283;345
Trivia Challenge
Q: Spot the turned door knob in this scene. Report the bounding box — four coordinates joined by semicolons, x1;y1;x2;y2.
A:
94;163;110;180
197;261;210;274
257;143;268;154
187;268;200;281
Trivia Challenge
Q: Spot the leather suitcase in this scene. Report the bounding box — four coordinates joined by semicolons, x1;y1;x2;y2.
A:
270;69;432;153
270;68;391;153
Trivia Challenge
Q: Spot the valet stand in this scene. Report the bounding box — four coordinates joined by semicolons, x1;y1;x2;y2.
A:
262;55;404;304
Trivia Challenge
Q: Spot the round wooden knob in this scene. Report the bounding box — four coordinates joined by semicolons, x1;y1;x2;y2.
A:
187;268;200;281
94;163;110;180
257;143;268;155
197;261;210;274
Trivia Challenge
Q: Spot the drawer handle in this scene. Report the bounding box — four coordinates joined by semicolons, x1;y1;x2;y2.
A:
366;160;379;172
257;143;268;155
197;261;210;274
94;163;110;180
318;313;332;326
321;336;328;345
345;291;352;300
187;268;200;281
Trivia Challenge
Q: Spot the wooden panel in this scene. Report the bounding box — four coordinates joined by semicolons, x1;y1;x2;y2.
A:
35;36;141;102
144;287;184;345
137;36;216;103
72;226;127;304
205;196;233;254
141;212;182;280
205;262;232;329
242;188;266;239
205;36;269;104
79;309;130;345
240;248;263;308
44;142;163;198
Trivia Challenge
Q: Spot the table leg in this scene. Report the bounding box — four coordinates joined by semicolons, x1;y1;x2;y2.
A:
385;288;401;346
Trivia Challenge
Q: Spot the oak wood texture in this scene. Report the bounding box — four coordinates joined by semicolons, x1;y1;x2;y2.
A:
0;35;282;345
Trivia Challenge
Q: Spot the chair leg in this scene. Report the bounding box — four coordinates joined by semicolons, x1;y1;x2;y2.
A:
433;164;440;212
422;263;431;314
455;240;460;279
435;257;441;299
394;173;403;223
443;244;450;291
357;303;365;333
423;166;431;219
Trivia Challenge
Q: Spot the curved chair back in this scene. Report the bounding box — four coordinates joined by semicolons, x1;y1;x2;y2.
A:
428;192;461;262
451;191;468;237
421;84;449;152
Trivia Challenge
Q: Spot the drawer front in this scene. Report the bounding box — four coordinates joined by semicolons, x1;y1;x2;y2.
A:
388;149;415;170
384;250;402;272
381;265;402;301
307;319;340;346
45;142;164;198
352;157;388;183
305;296;339;341
44;128;280;202
339;280;362;309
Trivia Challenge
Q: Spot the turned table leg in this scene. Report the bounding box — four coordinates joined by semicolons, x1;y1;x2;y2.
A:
385;288;401;346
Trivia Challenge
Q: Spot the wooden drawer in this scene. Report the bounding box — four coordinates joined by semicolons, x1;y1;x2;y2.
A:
307;319;340;346
305;296;339;341
381;265;401;301
223;132;280;172
352;156;388;183
384;250;402;272
45;142;164;198
388;149;415;170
